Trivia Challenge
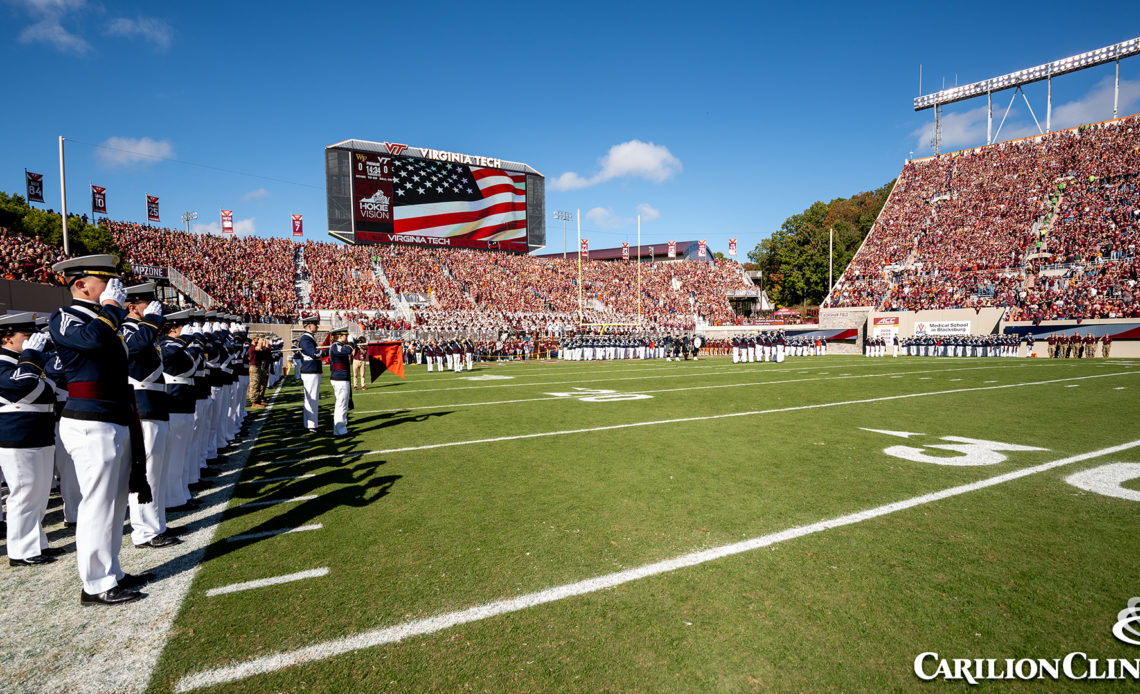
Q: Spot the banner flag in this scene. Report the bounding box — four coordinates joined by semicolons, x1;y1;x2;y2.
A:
146;195;160;223
221;209;234;233
728;238;737;256
91;184;107;215
581;238;589;261
291;214;303;236
368;341;405;381
698;240;707;258
667;240;676;258
622;242;629;260
25;171;45;203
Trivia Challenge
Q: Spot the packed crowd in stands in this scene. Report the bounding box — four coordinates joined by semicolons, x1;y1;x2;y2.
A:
300;241;392;312
827;114;1140;320
0;228;69;285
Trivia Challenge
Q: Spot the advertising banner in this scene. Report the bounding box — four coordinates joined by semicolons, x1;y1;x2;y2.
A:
25;171;44;203
871;315;900;340
581;238;589;260
91;185;107;215
728;238;737;256
622;242;629;260
132;264;168;279
292;214;303;236
221;209;234;233
352;150;526;252
668;240;676;258
698;240;707;258
914;320;971;336
146;195;160;223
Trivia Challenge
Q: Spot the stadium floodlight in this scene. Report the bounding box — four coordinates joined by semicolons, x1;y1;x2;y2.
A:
554;210;573;259
182;210;197;233
915;36;1140;149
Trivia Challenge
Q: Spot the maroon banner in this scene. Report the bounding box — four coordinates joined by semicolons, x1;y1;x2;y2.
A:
728;238;737;256
221;209;234;233
622;242;629;260
354;231;527;252
292;214;303;236
698;240;706;258
146;195;160;223
25;171;44;203
667;240;676;258
581;238;589;261
91;185;107;215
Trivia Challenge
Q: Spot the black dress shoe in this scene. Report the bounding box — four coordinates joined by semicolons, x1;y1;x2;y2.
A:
64;521;77;527
167;499;202;512
306;427;326;434
163;525;188;536
118;571;157;589
187;481;212;491
199;467;220;477
9;555;56;566
40;546;66;557
81;586;145;606
135;535;182;548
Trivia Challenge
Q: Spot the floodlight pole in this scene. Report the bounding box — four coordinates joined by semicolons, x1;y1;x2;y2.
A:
829;228;834;298
1115;57;1120;119
59;136;69;255
1046;71;1052;133
576;209;582;326
637;214;641;320
987;90;992;145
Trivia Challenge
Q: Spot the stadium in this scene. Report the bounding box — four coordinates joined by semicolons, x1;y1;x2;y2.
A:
1;10;1140;694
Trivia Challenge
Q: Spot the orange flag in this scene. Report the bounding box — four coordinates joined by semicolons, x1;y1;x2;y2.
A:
367;341;405;381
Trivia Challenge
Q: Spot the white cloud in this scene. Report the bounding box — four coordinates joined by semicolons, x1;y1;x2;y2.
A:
191;217;256;236
96;136;174;167
106;16;173;51
9;0;92;54
635;203;660;222
550;140;682;191
241;188;271;203
910;76;1140;154
585;207;632;229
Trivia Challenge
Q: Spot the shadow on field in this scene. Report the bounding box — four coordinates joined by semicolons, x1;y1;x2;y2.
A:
141;459;401;580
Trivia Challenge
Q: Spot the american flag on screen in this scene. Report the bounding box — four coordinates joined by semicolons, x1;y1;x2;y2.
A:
391;159;526;242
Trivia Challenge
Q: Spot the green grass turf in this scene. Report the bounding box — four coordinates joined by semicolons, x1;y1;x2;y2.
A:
147;356;1140;693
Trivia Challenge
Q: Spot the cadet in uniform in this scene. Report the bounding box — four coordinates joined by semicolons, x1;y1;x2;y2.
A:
158;310;199;516
298;316;326;432
121;283;179;548
0;313;62;566
50;255;154;606
329;328;352;436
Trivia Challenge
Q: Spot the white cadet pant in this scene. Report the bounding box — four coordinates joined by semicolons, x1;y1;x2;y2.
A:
206;388;222;459
54;421;81;523
302;373;321;429
61;418;131;595
129;418;170;544
164;412;195;508
191;398;209;482
332;380;350;436
0;445;53;560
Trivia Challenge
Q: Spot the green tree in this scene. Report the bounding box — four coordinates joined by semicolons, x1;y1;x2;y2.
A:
747;180;895;307
0;190;125;268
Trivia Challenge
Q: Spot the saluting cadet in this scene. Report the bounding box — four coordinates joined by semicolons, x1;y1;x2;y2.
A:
0;313;61;567
42;320;80;525
121;283;179;549
298;316;327;433
328;328;353;436
158;310;199;515
50;255;154;606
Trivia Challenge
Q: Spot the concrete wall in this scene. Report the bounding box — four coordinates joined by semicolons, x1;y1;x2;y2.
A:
0;279;71;315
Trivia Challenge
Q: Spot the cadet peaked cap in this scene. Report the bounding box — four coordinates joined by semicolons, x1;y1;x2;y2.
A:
35;316;49;329
124;282;157;301
329;327;348;336
302;315;321;326
166;309;193;324
0;312;39;332
190;309;207;319
52;254;120;280
205;310;217;318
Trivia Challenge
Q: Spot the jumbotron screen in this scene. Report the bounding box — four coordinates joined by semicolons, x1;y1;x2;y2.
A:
325;140;546;253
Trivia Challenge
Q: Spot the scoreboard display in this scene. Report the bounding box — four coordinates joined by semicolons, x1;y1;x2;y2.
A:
325;140;545;253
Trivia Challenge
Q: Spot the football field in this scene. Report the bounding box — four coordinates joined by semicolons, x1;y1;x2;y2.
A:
150;355;1140;693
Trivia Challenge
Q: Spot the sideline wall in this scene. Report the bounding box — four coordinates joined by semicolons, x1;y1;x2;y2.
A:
1004;318;1140;359
0;279;71;315
867;308;1006;339
820;308;871;354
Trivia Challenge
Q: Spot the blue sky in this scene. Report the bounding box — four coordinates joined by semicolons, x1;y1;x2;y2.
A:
2;1;1138;258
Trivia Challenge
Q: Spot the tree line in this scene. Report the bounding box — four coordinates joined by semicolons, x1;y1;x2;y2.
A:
0;191;123;258
747;180;894;308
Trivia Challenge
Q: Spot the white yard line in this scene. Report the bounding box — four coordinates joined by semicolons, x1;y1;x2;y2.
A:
263;371;1137;467
174;437;1140;692
238;496;320;508
0;381;287;694
205;568;330;597
225;524;323;542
